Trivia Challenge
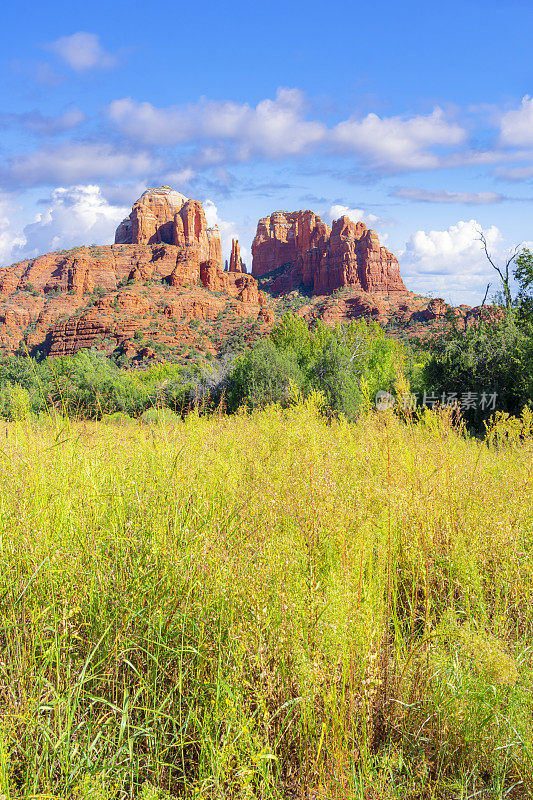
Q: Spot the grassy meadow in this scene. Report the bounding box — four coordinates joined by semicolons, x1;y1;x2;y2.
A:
0;399;532;798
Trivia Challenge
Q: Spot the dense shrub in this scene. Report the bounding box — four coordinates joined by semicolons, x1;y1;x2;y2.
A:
226;338;305;411
140;407;180;424
0;354;43;390
39;350;150;417
0;350;247;419
419;246;533;429
0;383;33;420
417;247;533;430
226;315;421;419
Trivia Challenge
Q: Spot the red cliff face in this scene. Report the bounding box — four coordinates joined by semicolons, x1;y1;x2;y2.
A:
0;189;271;357
0;190;487;359
251;210;406;295
115;186;223;268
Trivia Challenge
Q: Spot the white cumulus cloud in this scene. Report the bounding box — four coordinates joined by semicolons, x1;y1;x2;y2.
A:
47;32;117;71
400;219;502;305
14;185;129;261
0;89;476;187
328;204;384;227
109;93;468;173
109;88;326;161
0;194;26;267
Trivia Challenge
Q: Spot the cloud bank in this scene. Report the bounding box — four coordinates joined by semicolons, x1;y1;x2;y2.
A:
400;219;502;303
1;143;159;188
2;185;128;265
108;91;469;173
2;90;533;193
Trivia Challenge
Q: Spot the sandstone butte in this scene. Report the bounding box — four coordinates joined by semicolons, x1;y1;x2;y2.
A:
0;189;488;360
250;209;488;333
252;210;406;294
0;188;273;359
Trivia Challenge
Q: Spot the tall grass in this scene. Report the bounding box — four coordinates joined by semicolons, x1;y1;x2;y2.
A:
0;400;532;798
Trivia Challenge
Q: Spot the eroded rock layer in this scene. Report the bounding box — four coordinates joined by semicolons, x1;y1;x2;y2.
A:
252;210;406;295
0;242;271;357
229;239;244;273
294;291;489;335
0;187;271;358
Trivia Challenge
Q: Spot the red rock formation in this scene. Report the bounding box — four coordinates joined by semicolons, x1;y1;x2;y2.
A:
229;239;243;273
1;244;185;298
252;210;406;295
115;187;186;244
0;189;248;302
0;188;272;358
200;259;266;305
293;288;494;342
115;187;223;269
0;247;272;358
0;189;491;359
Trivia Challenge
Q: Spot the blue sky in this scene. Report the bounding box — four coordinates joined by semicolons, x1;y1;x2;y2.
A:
1;0;533;304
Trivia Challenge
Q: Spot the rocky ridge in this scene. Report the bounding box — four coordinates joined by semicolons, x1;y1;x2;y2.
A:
115;186;221;264
250;208;489;336
0;188;271;359
0;188;488;361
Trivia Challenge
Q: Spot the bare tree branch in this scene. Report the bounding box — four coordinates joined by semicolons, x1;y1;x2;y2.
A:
505;243;521;272
476;227;516;312
480;282;491;308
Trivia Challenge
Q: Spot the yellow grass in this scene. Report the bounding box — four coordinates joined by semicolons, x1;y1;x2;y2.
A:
0;399;532;798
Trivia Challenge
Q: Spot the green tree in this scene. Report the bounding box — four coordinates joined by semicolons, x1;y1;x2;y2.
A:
423;315;532;428
227;315;411;419
514;248;533;322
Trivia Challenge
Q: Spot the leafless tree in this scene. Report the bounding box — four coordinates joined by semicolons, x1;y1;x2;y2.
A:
189;352;237;407
477;228;520;312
